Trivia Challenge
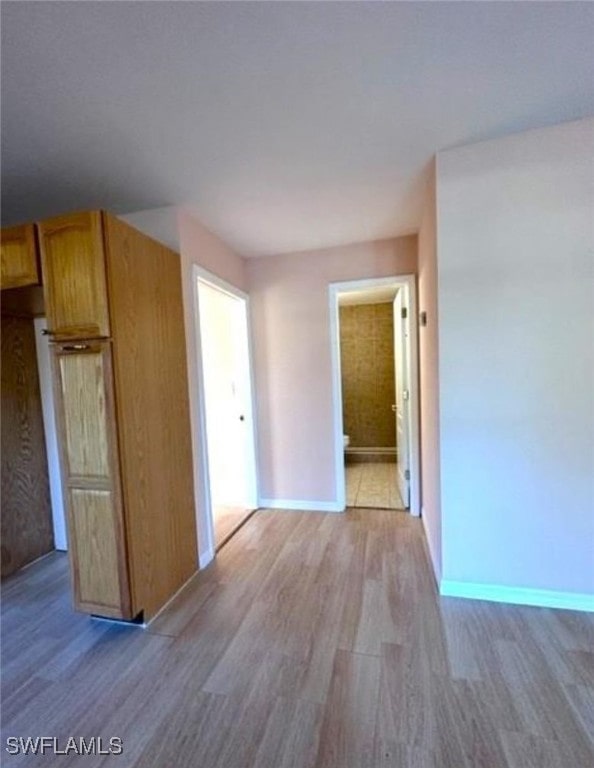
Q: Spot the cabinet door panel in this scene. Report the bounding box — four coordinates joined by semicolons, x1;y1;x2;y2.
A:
52;341;131;619
58;351;109;479
38;212;110;339
1;224;39;289
68;489;124;613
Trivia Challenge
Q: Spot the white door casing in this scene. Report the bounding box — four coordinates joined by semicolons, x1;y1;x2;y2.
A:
192;266;259;567
329;275;420;517
34;317;68;550
393;288;410;507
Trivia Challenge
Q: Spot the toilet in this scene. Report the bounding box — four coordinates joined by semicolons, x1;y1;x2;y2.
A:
343;434;350;449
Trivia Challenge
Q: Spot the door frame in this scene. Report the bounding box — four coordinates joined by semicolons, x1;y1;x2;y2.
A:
191;265;260;567
34;317;68;551
328;274;421;516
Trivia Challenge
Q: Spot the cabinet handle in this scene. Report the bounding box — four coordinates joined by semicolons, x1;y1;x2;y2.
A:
41;329;54;336
61;344;90;352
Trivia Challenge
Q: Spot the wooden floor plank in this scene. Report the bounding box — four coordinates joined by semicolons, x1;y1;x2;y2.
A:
314;649;381;768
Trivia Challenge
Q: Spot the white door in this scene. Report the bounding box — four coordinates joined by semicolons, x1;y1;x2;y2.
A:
393;289;410;507
198;282;256;510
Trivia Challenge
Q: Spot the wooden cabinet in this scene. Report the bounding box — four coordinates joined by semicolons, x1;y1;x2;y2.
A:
37;212;110;340
103;214;198;620
1;224;40;289
41;211;197;621
1;315;54;578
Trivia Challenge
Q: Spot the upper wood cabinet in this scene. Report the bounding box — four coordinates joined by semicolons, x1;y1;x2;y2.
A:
38;212;110;340
0;224;40;290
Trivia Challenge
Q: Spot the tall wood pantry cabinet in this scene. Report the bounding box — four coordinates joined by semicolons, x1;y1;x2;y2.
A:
31;210;197;621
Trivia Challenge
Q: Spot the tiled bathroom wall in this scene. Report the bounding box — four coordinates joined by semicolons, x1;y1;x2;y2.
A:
339;303;396;448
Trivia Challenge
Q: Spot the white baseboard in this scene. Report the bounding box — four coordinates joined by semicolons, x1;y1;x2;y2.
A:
439;580;594;613
421;512;441;588
259;498;344;513
199;546;215;569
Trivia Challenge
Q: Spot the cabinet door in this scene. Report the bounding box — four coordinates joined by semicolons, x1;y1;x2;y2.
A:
1;224;39;289
52;340;131;618
38;212;110;340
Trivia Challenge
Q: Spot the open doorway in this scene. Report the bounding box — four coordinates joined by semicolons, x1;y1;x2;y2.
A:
193;268;259;557
1;287;68;579
329;275;420;516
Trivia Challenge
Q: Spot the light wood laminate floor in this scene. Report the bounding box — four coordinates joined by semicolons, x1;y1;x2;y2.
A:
346;461;404;509
2;509;593;767
213;505;254;549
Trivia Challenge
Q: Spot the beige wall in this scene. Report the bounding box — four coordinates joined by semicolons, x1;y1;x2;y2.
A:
179;208;247;293
247;236;417;503
417;161;442;581
437;117;594;597
339;303;396;448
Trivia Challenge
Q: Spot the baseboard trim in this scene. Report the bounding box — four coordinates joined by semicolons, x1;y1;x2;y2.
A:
439;580;594;613
421;512;441;589
198;546;215;569
259;498;344;513
346;446;396;454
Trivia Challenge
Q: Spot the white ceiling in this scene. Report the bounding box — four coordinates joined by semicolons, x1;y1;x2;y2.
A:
2;2;593;256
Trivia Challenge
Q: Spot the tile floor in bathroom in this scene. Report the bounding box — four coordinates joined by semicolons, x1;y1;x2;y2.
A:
345;461;405;509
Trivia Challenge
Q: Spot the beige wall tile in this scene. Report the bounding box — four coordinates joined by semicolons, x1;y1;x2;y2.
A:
339;304;396;447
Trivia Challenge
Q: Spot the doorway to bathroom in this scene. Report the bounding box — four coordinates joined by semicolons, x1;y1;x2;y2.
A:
329;275;420;515
193;267;259;559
